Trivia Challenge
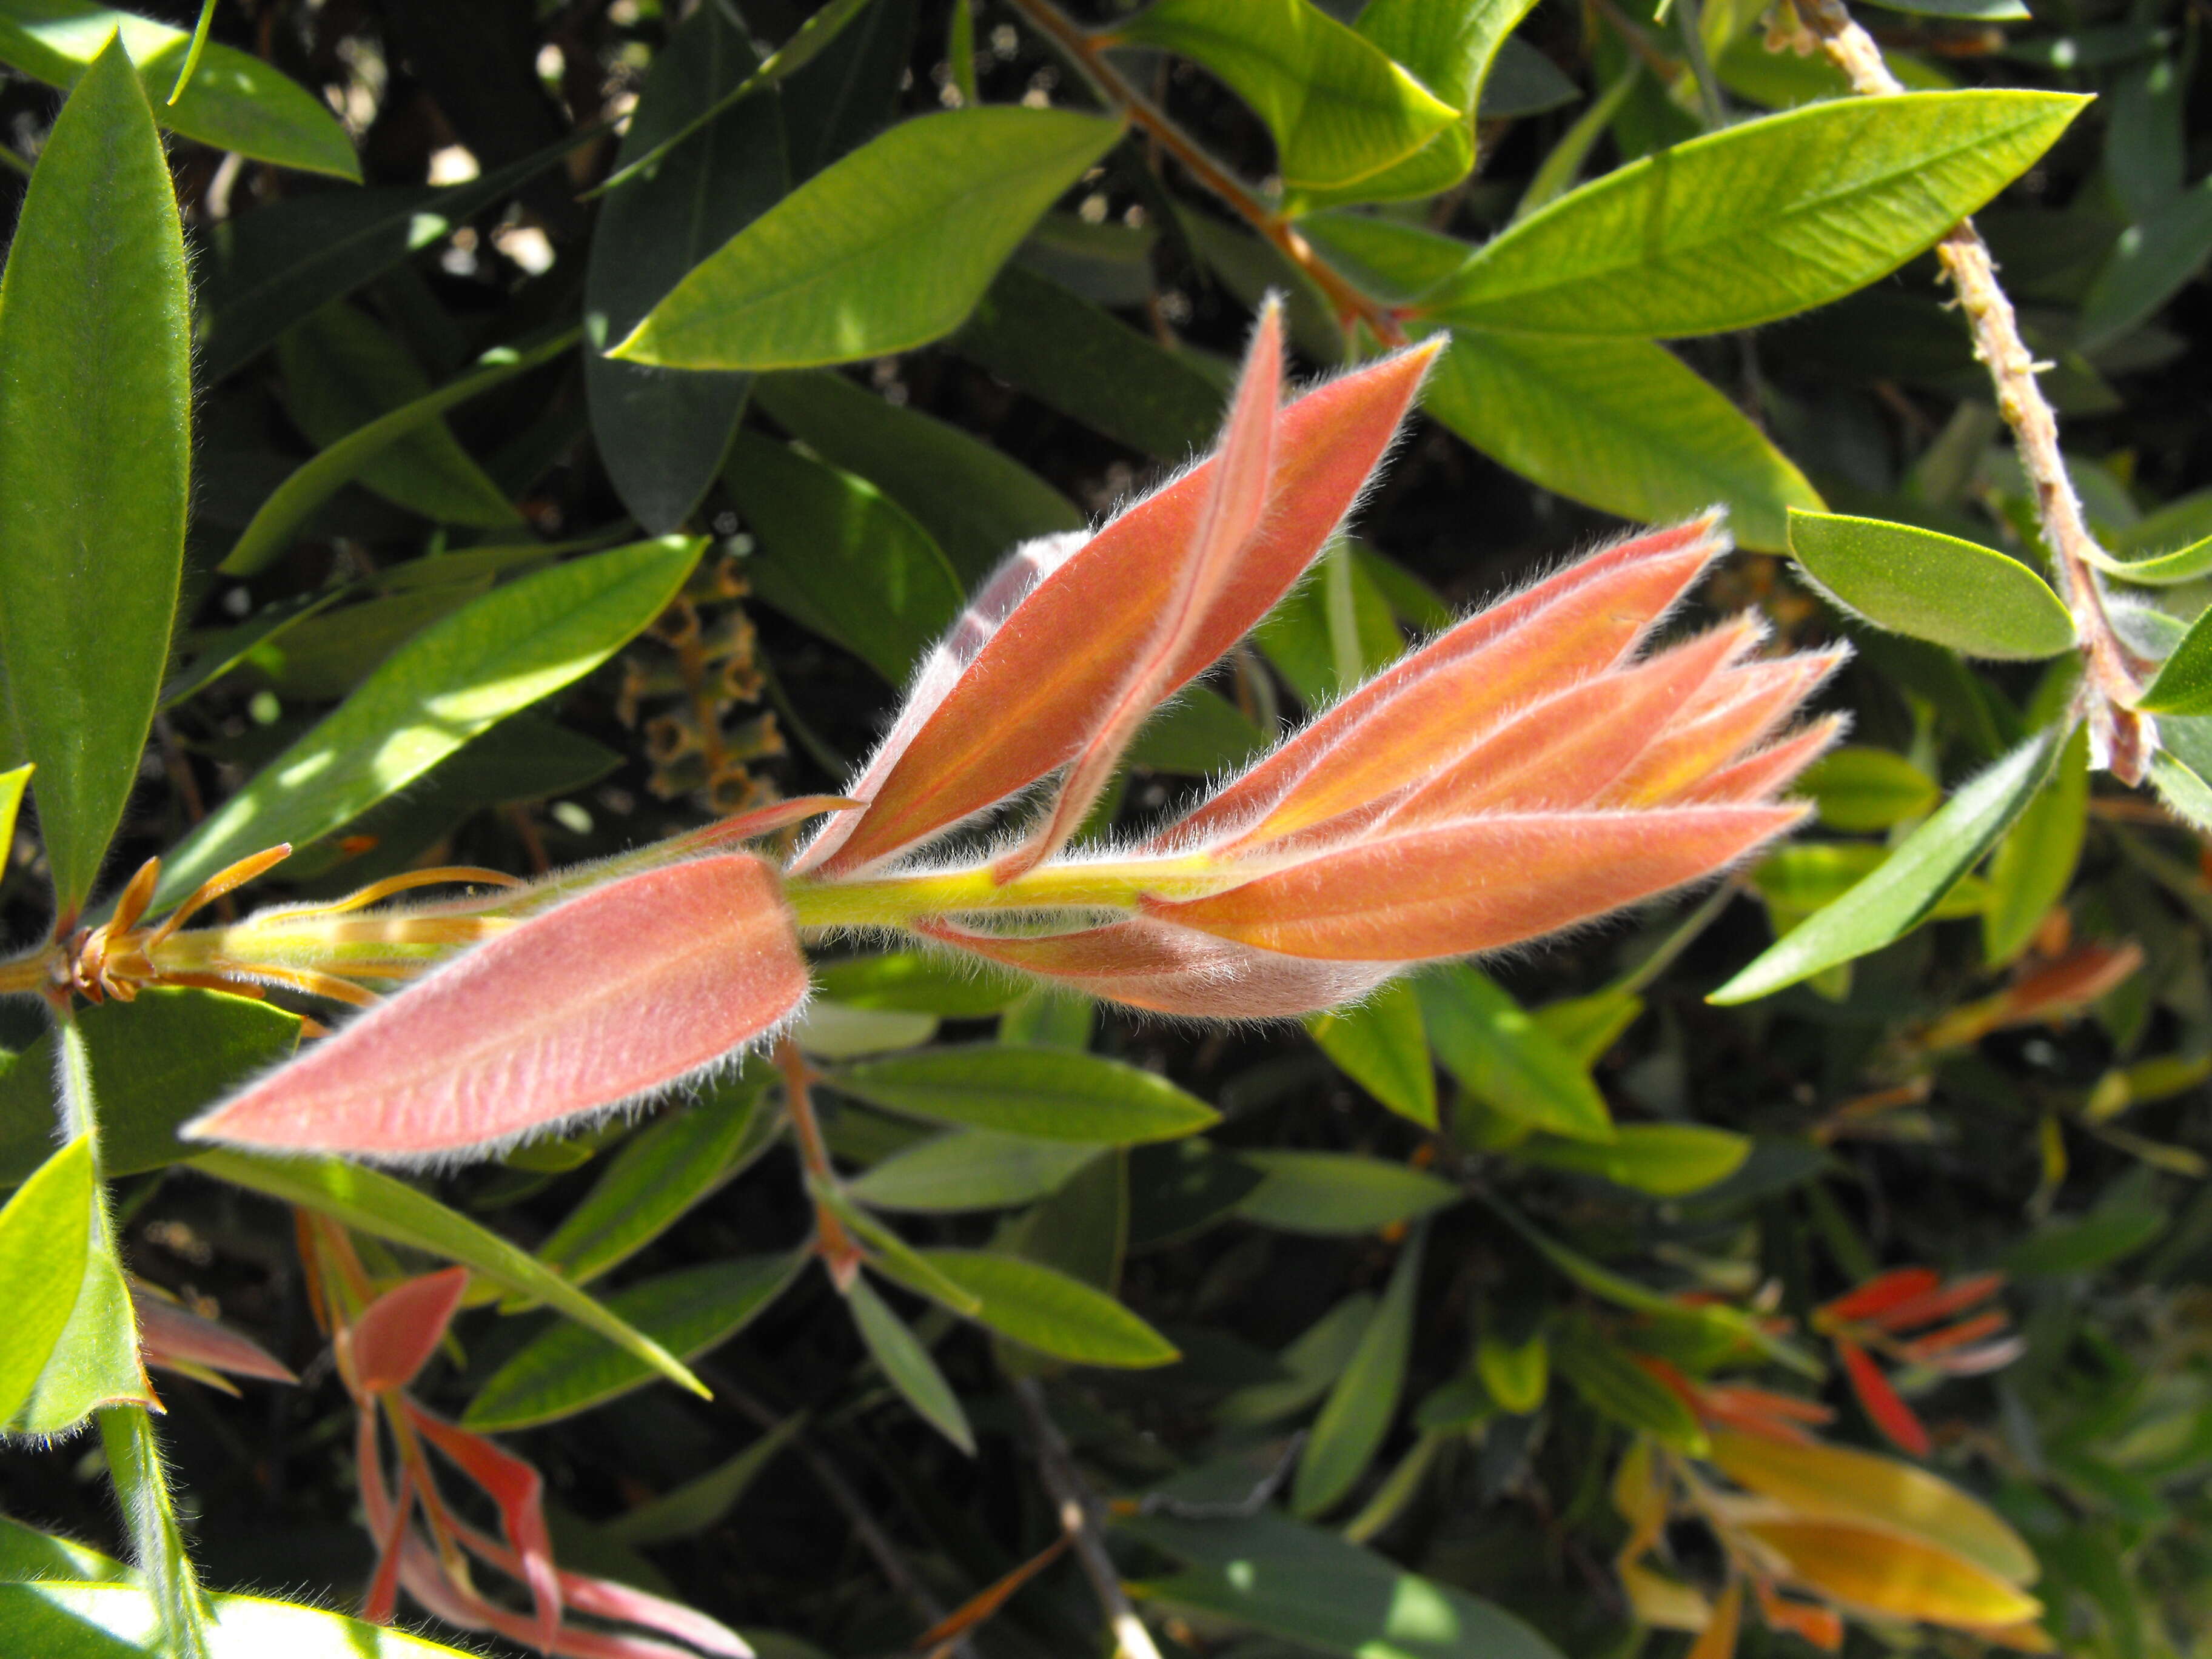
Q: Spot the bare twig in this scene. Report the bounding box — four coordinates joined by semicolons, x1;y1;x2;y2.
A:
1010;1376;1163;1659
1785;0;2154;782
1002;0;1406;346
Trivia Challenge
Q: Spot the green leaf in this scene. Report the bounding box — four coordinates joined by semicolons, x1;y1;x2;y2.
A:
847;1275;975;1453
1423;330;1820;552
1421;91;2086;337
723;432;966;683
276;302;521;529
1416;967;1612;1142
2081;532;2212;586
192;1149;709;1399
1788;511;2075;659
1294;1229;1423;1516
586;1;784;534
1712;725;2068;1004
0;1580;481;1656
0;40;190;916
193;129;595;381
152;537;700;909
1751;842;1988;927
0;1137;95;1424
1983;722;2090;966
2079;177;2212;349
1552;1320;1704;1450
0;991;301;1187
824;1045;1219;1144
2004;1195;2167;1276
920;1248;1178;1367
1800;745;1943;831
1518;1124;1751;1196
220;329;577;577
812;953;1028;1017
1111;0;1458;193
534;1073;774;1286
1296;213;1472;305
0;764;27;862
1475;1329;1547;1413
1530;990;1644;1069
613;107;1124;370
0;0;358;179
1307;982;1437;1128
598;1413;805;1546
848;1130;1105;1212
2136;603;2212;715
1232;1151;1460;1235
2150;748;2212;834
1301;0;1538;205
1128;687;1270;775
1122;1510;1566;1659
750;370;1084;585
1216;1293;1378;1427
8;1196;149;1434
953;265;1224;459
465;1252;804;1430
0;1512;132;1583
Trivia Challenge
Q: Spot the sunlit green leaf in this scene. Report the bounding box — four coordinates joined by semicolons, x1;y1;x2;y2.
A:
1421;92;2086;337
613;107;1124;370
1789;510;2075;659
849;1130;1104;1213
0;40;189;916
1983;723;2090;966
1713;725;2068;1004
1417;967;1611;1142
2136;602;2212;715
920;1248;1178;1366
1800;746;1942;831
466;1252;804;1430
1518;1124;1751;1196
1423;330;1820;552
0;1137;93;1424
0;1580;481;1656
1308;980;1436;1128
153;537;701;909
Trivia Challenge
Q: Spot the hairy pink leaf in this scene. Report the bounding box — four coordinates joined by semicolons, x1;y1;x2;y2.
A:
1601;649;1848;806
1150;805;1807;961
802;336;1444;875
184;855;807;1161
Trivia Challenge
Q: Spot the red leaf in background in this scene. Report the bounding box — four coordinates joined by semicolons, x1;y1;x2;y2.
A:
129;1278;296;1386
184;854;807;1161
1897;1310;2011;1360
405;1400;563;1650
343;1267;468;1395
1817;1267;1942;1327
1755;1580;1845;1652
1835;1336;1931;1456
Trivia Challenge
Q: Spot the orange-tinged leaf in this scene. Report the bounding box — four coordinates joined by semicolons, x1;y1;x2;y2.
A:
1897;1310;2011;1360
1741;1516;2042;1627
1970;1617;2057;1652
918;915;1396;1017
997;301;1284;880
1754;1580;1843;1651
344;1267;469;1394
1817;1267;1942;1326
1150;805;1805;962
1836;1336;1930;1456
1379;619;1756;830
1671;717;1843;805
404;1399;563;1649
1996;940;2144;1025
1602;650;1848;806
1706;1429;2039;1586
186;854;807;1161
1687;1578;1743;1659
1175;517;1728;852
805;338;1443;874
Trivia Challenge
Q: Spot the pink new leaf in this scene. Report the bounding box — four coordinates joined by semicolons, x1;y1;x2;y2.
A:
994;300;1284;882
405;1399;563;1650
799;334;1443;876
184;854;808;1161
343;1267;469;1395
129;1278;297;1386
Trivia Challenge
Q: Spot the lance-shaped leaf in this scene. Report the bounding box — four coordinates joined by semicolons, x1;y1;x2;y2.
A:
795;336;1443;875
184;854;807;1161
344;1268;469;1394
1150;805;1805;962
1738;1517;2041;1626
129;1279;296;1387
997;301;1284;880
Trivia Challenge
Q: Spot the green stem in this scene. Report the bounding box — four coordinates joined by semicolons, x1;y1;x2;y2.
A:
99;1406;215;1659
782;854;1236;931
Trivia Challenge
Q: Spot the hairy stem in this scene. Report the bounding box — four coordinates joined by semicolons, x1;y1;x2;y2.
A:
100;1406;215;1659
784;853;1234;930
1788;0;2153;781
776;1036;863;1287
1002;0;1405;344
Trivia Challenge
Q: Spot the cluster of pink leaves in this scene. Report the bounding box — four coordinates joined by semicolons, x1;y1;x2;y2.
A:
189;304;1843;1164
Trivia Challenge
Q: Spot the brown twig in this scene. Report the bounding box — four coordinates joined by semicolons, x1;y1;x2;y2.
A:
1002;0;1406;346
1010;1376;1163;1659
1785;0;2154;783
774;1034;865;1287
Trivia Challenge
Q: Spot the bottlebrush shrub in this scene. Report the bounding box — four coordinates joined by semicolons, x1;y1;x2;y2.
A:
181;305;1840;1163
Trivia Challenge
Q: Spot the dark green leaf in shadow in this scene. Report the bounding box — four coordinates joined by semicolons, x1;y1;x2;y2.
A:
1293;1228;1423;1515
825;1045;1218;1144
1232;1151;1459;1236
848;1274;974;1452
1517;1124;1751;1196
848;1129;1103;1212
1983;722;2090;966
1128;688;1270;776
724;431;965;683
2079;178;2212;349
586;1;786;533
920;1247;1178;1366
598;1413;805;1546
1215;1293;1376;1427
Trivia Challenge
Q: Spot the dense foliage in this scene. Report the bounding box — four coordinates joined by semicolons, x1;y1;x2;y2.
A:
1;0;2210;1656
